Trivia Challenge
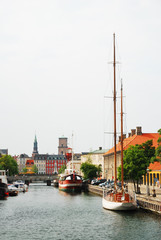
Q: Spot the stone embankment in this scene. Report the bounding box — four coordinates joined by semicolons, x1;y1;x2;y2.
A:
88;184;161;214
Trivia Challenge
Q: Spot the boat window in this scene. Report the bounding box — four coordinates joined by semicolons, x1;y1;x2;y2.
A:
66;176;71;180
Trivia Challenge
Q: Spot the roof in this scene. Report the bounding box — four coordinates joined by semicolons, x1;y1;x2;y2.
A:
91;149;109;154
59;136;67;139
104;133;159;156
26;160;34;165
148;162;161;171
20;153;29;158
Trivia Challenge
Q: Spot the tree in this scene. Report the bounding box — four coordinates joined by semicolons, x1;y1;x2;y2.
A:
156;128;161;160
118;140;155;193
0;155;19;176
22;167;27;173
58;164;66;174
80;162;101;180
32;164;38;174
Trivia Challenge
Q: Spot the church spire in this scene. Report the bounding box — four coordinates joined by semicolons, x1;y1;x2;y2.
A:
33;134;38;156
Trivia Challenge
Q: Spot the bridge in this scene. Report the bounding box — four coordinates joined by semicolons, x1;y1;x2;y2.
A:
7;174;59;186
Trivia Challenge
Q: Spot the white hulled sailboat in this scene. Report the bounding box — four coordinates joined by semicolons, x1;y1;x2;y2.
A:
102;34;136;211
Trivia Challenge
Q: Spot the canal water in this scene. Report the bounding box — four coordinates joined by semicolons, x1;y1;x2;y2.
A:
0;184;161;240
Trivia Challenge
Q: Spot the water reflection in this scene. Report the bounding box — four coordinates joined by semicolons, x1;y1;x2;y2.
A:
58;190;82;197
0;184;160;240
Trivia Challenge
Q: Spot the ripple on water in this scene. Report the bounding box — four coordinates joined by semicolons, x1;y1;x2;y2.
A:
0;185;161;240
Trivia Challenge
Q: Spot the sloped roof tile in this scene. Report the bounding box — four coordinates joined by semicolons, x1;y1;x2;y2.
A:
104;133;159;156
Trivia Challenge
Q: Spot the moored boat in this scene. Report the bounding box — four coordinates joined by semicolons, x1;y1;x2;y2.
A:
13;180;28;192
8;184;19;196
102;190;136;211
102;34;136;211
0;170;9;199
59;170;82;192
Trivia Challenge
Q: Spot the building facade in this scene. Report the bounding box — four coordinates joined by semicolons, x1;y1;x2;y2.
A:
34;154;47;174
81;147;108;178
46;155;67;174
103;126;159;180
17;154;29;173
0;149;8;155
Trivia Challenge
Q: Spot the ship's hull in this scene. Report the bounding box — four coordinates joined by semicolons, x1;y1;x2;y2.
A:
59;180;82;192
102;197;136;211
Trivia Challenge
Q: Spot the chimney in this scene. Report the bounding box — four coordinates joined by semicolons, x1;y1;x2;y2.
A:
128;133;131;137
131;129;136;136
123;134;126;140
119;134;126;142
136;126;142;135
99;147;102;150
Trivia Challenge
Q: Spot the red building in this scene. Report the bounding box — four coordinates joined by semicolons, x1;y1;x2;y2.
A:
46;155;67;174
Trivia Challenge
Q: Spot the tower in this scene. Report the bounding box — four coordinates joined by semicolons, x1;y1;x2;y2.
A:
32;135;38;157
58;136;68;155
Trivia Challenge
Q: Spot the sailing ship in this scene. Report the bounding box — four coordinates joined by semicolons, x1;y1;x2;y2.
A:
102;34;136;211
59;146;83;192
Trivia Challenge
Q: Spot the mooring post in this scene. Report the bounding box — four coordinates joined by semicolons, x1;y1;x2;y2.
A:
47;180;51;186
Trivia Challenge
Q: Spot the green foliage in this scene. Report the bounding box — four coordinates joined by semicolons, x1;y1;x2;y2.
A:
80;162;101;180
97;164;102;177
157;137;161;144
22;167;28;173
157;129;161;135
118;140;155;185
58;164;66;174
156;145;161;159
32;164;38;174
0;155;19;176
155;128;161;161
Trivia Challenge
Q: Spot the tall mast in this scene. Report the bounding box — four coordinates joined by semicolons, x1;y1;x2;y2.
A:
113;33;117;188
121;80;124;192
71;133;73;172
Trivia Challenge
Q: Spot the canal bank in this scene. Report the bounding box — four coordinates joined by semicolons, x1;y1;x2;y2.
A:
88;184;161;214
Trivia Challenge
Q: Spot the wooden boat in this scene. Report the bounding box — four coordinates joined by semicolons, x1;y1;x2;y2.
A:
59;170;82;192
59;139;82;192
102;34;136;211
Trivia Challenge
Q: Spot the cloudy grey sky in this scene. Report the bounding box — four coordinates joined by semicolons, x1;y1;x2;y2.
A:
0;0;161;156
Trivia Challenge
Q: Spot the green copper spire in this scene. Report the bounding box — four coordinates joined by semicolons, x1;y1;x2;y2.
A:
33;134;38;154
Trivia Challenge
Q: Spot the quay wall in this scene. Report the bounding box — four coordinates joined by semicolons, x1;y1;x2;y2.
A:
88;185;103;196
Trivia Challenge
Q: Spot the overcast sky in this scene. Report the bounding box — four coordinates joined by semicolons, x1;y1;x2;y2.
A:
0;0;161;156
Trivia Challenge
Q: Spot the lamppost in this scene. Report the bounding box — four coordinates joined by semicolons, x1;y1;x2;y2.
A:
105;170;108;180
146;168;150;196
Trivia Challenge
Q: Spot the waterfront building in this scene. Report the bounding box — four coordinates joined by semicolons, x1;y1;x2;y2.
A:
58;136;68;155
103;126;159;180
81;148;108;178
34;154;48;174
17;154;29;173
143;161;161;187
26;159;35;174
46;155;67;174
66;158;81;173
0;149;8;155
